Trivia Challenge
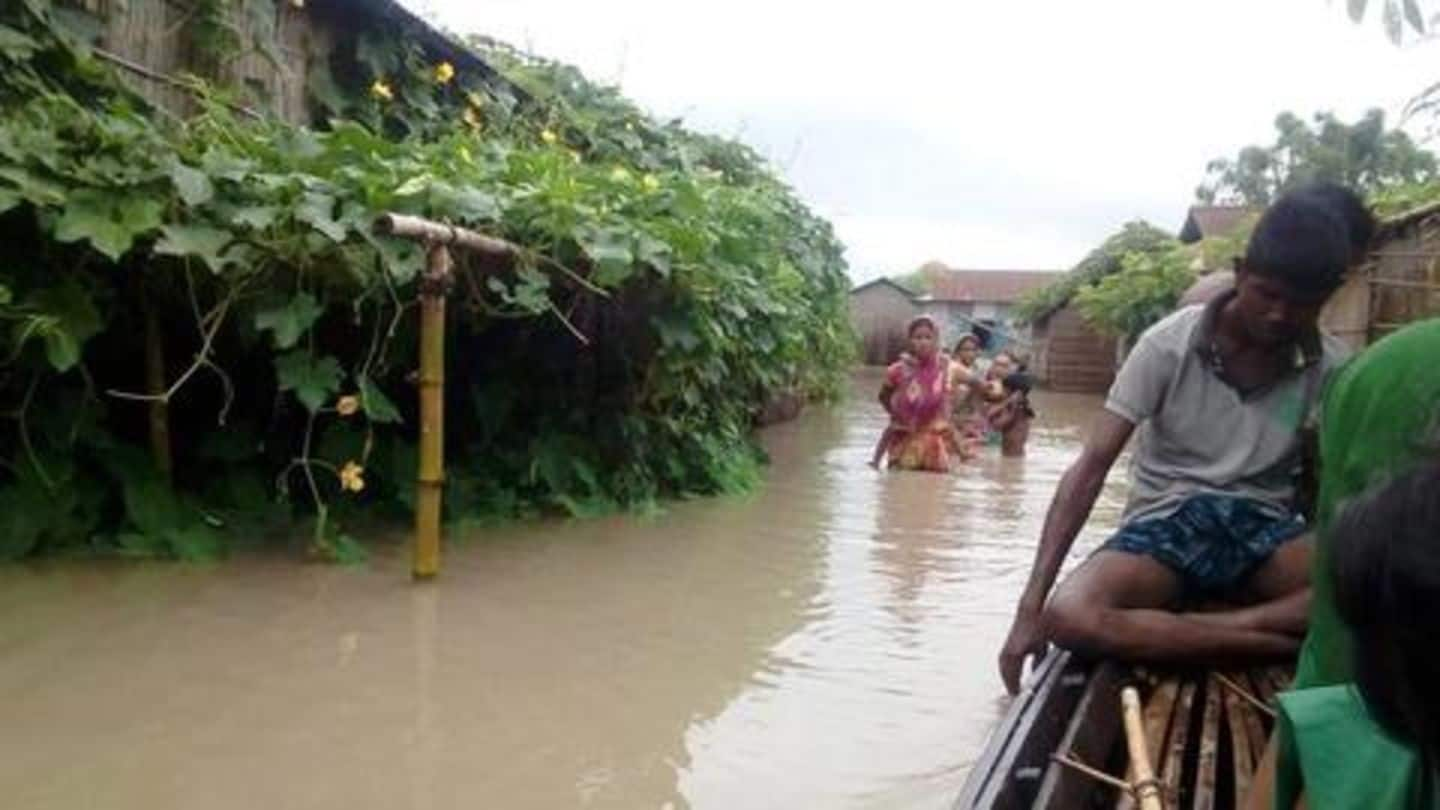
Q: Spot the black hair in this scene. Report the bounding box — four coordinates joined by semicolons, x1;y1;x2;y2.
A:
1002;371;1032;395
1331;460;1440;802
1290;181;1377;265
954;335;981;353
1243;190;1351;299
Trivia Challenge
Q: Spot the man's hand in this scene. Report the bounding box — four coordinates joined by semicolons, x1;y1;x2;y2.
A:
998;605;1048;695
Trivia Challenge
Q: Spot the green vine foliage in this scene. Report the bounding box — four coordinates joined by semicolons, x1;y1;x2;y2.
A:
0;2;854;561
1015;221;1178;323
1072;246;1199;341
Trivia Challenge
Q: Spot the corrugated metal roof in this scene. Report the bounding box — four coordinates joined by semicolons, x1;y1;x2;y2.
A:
914;263;1065;303
1178;206;1256;243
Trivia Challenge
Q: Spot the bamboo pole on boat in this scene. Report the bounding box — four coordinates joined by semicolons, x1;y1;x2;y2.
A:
1121;686;1165;810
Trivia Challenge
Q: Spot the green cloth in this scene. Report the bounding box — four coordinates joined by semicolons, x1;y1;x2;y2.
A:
1274;685;1421;809
1294;319;1440;689
1277;319;1440;809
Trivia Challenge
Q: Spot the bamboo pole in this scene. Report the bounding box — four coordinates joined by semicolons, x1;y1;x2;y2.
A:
141;281;173;481
413;244;450;580
1122;686;1165;810
374;213;516;260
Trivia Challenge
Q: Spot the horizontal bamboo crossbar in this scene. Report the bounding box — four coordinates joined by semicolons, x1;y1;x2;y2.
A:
1368;277;1440;291
373;213;515;259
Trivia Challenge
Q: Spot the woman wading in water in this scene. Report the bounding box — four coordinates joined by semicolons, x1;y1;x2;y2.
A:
871;317;969;472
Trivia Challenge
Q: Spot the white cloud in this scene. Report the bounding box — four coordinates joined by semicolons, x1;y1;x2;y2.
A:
405;0;1437;283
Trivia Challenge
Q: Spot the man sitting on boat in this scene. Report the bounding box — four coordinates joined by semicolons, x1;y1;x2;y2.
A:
997;186;1373;695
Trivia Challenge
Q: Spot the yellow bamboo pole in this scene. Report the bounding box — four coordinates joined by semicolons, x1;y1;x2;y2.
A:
413;244;451;580
1122;686;1165;810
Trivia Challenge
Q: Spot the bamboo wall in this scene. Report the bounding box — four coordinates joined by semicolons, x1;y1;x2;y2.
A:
1365;209;1440;343
62;0;337;123
1032;304;1118;394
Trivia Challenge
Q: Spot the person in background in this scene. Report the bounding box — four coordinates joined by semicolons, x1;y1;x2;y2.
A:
988;371;1036;457
873;317;968;472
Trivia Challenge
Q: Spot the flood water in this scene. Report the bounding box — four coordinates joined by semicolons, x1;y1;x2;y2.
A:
0;371;1130;810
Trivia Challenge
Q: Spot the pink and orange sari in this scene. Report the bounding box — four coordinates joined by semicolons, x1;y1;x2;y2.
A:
881;354;970;472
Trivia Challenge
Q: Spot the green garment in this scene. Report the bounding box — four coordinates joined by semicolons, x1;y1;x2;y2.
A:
1278;319;1440;809
1274;686;1422;809
1294;319;1440;689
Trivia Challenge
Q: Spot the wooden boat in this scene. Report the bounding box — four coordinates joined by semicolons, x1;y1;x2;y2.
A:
956;650;1291;810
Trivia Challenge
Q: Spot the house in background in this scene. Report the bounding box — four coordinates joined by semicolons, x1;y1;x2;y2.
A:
1028;301;1120;394
910;263;1062;353
849;278;919;365
848;264;1060;366
1178;205;1257;244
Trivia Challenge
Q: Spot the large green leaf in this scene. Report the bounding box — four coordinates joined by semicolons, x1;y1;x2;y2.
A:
359;374;403;424
275;351;343;413
167;160;214;207
579;227;635;286
231;204;280;230
431;184;501;222
0;188;21;214
254;292;323;349
295;191;346;242
0;24;40;61
28;281;103;372
0;166;66;206
54;189;163;260
154;224;233;272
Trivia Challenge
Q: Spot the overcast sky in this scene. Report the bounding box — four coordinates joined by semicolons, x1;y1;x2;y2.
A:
403;0;1436;283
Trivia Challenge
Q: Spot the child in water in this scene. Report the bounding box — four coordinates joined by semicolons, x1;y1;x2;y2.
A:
987;371;1035;457
869;351;915;468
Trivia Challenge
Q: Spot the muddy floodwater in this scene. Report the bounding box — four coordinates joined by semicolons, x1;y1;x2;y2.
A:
0;371;1130;810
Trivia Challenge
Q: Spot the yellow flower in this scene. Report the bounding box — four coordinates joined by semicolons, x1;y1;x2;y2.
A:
370;80;394;102
335;395;360;417
540;128;558;144
463;107;483;130
466;91;486;109
641;174;661;192
433;62;455;85
609;166;631;182
339;461;366;493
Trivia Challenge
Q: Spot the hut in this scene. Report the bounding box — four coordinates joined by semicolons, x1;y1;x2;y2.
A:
1354;199;1440;343
849;278;920;366
910;264;1063;352
55;0;509;124
1027;302;1119;394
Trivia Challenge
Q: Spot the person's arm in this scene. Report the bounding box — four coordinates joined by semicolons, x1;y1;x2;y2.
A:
997;411;1134;693
988;396;1019;430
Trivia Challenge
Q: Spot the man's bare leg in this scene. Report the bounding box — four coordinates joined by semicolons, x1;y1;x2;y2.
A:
1185;534;1313;636
1043;551;1300;662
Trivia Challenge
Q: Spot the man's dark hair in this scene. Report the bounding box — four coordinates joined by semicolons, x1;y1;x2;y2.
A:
1291;181;1377;265
1243;191;1351;298
1332;460;1440;802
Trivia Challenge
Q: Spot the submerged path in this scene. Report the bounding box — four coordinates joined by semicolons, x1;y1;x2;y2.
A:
0;371;1128;810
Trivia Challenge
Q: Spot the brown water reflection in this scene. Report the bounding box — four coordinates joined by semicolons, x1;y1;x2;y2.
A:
0;371;1128;810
